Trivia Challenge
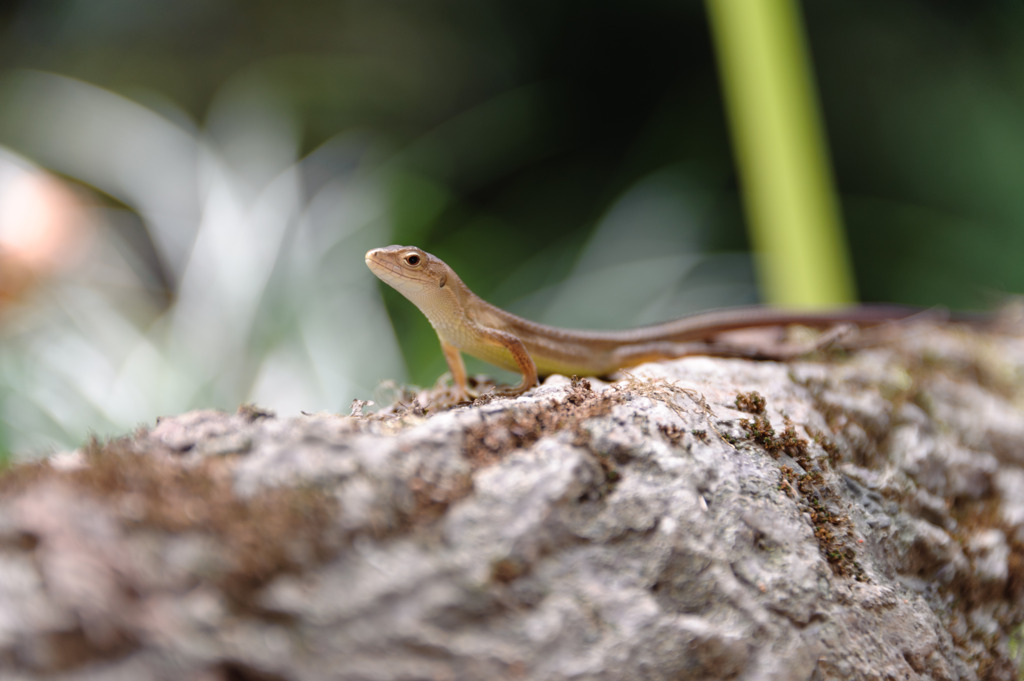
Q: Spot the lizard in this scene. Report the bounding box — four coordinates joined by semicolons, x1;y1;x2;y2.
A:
365;244;934;399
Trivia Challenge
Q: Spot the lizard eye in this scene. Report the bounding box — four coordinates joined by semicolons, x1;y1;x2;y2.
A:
404;253;421;266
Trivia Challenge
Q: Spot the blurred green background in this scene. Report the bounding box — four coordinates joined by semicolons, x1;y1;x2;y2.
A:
0;0;1022;457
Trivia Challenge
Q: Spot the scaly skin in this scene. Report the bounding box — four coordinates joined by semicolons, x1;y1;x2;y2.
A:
365;245;927;398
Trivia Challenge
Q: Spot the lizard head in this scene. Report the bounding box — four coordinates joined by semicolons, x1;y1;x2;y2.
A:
365;245;458;311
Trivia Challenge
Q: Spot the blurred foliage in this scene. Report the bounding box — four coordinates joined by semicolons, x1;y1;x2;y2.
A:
1;0;1023;455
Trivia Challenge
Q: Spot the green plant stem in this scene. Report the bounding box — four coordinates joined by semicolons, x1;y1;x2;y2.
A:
706;0;855;306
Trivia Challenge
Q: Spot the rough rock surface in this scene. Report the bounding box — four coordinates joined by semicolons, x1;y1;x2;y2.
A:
1;321;1024;680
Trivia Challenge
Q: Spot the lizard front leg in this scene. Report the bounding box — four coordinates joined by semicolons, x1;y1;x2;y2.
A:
472;327;539;396
442;331;538;398
441;340;471;400
491;330;538;396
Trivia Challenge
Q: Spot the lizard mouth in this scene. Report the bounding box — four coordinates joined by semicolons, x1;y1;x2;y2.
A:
364;249;394;276
365;248;424;291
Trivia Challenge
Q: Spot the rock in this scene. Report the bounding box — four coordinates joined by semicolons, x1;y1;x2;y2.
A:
0;320;1022;680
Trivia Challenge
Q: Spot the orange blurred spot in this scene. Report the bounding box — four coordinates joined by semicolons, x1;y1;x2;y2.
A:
0;169;94;306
